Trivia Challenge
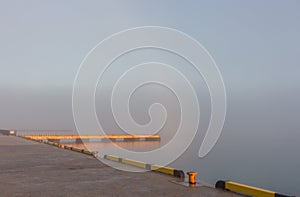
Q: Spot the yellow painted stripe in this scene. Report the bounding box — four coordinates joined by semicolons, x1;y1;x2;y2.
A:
225;181;275;197
71;147;82;152
151;164;174;176
105;155;119;162
122;158;147;169
82;150;92;155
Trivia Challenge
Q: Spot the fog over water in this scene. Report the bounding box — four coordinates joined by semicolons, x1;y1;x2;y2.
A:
0;1;299;196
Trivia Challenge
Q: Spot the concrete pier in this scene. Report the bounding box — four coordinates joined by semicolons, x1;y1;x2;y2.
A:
0;136;242;197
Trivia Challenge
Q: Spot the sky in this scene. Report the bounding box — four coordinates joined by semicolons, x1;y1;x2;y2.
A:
0;1;299;130
0;1;300;195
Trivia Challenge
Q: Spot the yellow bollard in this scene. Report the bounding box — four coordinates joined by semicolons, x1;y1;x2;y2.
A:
187;171;197;184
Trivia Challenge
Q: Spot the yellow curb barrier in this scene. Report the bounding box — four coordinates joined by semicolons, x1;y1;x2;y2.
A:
20;136;97;158
215;180;295;197
64;145;98;158
104;154;185;178
24;137;42;143
122;158;147;169
151;164;174;176
46;141;55;145
43;141;62;148
71;147;83;153
104;154;119;162
82;149;92;155
64;145;72;150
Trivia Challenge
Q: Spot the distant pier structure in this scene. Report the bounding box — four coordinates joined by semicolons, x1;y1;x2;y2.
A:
23;134;161;143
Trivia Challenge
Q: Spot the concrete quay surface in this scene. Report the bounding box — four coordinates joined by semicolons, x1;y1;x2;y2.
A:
0;136;242;197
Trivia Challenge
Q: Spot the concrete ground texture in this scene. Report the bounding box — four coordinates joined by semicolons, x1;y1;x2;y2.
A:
0;136;242;197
